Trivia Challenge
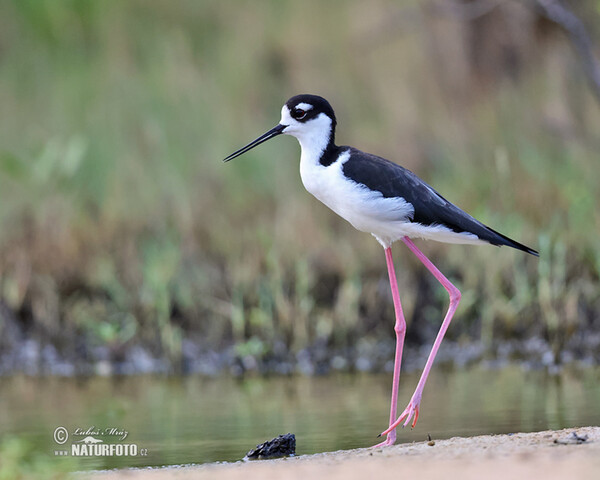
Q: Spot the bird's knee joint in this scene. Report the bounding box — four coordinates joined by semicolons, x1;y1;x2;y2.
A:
394;322;406;335
450;288;461;304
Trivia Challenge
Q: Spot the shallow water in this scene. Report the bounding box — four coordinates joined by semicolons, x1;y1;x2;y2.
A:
0;366;599;470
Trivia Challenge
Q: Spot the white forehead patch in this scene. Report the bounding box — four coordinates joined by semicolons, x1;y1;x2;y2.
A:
295;103;313;111
281;105;292;123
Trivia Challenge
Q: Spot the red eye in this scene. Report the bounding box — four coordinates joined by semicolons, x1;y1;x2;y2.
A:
293;108;306;119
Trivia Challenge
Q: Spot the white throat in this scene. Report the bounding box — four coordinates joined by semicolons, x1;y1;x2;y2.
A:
280;107;333;166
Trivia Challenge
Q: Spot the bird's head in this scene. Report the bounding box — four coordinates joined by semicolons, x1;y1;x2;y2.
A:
223;94;336;162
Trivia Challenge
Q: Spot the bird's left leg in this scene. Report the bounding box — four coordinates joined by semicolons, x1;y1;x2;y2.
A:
372;246;407;448
380;236;461;435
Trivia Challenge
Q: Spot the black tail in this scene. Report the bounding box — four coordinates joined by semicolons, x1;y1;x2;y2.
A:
486;226;539;257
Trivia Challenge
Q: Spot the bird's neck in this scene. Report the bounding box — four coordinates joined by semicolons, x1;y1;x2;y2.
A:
297;127;338;167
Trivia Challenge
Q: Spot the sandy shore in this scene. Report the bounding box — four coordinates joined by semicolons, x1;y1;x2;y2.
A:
88;426;600;480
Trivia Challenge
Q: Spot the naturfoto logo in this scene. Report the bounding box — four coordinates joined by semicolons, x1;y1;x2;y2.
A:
52;426;148;458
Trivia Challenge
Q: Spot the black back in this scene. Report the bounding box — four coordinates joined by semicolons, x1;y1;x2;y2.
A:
341;147;538;255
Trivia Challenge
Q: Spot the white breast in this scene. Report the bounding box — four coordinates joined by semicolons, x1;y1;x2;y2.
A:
299;150;415;246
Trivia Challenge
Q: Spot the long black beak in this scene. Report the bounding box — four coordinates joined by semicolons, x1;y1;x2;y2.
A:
223;124;287;162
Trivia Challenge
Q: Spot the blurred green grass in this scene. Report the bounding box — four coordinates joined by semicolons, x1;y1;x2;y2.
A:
0;0;598;373
0;436;76;480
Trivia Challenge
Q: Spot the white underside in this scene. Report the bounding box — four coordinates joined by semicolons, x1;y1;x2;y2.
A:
282;109;487;249
301;151;485;247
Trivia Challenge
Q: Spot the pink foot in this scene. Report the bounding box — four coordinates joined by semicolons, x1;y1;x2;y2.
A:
372;430;396;448
379;396;421;437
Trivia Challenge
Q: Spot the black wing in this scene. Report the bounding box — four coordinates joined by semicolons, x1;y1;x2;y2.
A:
342;147;538;256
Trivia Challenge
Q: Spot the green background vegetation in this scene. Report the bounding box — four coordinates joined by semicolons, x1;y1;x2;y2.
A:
0;0;599;376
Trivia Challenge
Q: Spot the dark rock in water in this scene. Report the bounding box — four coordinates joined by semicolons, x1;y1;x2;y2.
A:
245;433;296;460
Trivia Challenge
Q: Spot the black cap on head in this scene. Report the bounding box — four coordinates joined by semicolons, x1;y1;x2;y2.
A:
285;94;337;128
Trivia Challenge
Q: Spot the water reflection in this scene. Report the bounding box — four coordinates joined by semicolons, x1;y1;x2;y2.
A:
0;366;598;470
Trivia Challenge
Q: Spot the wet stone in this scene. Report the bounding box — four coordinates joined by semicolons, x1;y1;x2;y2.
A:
245;433;296;460
553;431;589;445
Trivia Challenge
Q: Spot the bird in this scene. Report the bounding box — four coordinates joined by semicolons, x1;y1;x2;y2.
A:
224;94;538;447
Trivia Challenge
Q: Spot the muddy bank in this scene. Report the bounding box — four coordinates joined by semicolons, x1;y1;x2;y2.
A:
87;427;599;480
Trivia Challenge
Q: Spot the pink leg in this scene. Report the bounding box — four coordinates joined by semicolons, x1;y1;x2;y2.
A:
380;237;461;435
373;246;407;447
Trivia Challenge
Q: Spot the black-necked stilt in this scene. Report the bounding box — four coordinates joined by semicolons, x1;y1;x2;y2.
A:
224;94;538;447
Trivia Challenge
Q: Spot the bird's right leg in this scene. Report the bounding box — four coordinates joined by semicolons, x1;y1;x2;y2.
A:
380;236;461;435
372;246;406;447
